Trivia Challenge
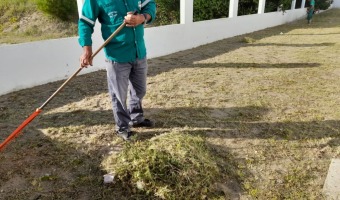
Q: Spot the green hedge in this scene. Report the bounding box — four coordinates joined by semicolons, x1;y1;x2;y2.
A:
239;0;258;16
315;0;332;10
193;0;229;21
265;0;292;13
154;0;230;24
154;0;180;25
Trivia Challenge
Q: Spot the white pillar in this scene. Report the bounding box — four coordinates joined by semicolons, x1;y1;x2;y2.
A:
291;0;297;10
258;0;266;14
180;0;193;24
229;0;239;18
301;0;306;8
77;0;85;18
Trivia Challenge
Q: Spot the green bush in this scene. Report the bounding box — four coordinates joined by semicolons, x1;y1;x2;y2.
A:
193;0;229;21
239;0;258;16
265;0;292;12
154;0;230;24
154;0;180;25
315;0;332;10
36;0;78;21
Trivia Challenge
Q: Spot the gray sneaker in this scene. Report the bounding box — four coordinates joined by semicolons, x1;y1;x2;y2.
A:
116;129;133;141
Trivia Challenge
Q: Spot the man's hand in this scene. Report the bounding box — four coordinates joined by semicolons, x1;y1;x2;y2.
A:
80;46;93;67
124;12;145;27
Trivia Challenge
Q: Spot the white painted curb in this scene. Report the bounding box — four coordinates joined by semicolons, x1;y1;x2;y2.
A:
323;159;340;200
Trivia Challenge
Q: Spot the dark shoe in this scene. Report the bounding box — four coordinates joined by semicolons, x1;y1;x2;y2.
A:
116;129;133;141
129;119;154;128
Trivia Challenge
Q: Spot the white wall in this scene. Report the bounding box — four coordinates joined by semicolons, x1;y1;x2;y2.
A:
333;0;340;7
0;5;311;95
146;9;307;58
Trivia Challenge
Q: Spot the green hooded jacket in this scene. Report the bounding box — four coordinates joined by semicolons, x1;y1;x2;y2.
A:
78;0;156;62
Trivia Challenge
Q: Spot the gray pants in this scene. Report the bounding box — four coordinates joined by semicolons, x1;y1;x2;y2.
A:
106;58;147;131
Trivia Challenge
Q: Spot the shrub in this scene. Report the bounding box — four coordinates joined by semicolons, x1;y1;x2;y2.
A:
315;0;332;10
265;0;292;12
154;0;230;24
154;0;180;25
239;0;258;16
36;0;78;21
193;0;229;21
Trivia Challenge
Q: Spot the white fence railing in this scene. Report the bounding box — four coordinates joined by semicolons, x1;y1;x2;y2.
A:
0;0;337;95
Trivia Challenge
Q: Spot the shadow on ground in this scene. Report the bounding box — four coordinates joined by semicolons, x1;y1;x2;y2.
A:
28;106;340;142
0;126;130;200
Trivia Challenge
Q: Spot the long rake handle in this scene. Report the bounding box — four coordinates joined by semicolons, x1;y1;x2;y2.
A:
0;21;127;151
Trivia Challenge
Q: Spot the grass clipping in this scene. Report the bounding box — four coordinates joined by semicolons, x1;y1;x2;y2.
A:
102;131;222;199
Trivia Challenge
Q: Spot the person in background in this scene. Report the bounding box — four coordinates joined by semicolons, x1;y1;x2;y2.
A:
78;0;156;141
307;0;315;24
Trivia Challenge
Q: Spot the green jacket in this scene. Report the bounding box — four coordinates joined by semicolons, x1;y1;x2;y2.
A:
78;0;156;62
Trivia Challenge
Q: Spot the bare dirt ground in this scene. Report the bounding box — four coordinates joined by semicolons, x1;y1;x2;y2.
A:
1;9;340;199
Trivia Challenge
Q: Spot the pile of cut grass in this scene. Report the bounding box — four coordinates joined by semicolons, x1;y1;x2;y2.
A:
102;131;225;199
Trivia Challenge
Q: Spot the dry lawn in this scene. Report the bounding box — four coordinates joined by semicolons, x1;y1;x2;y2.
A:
1;9;340;199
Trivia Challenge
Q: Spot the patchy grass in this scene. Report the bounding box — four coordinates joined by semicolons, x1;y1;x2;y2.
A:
1;8;340;200
0;0;36;18
0;0;77;44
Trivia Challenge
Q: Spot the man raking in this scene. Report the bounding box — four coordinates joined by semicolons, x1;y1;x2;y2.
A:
79;0;156;141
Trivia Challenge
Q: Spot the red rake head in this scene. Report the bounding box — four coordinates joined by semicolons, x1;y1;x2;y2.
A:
0;109;42;151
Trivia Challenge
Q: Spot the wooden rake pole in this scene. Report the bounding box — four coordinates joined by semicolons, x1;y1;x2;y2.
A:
0;21;127;151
